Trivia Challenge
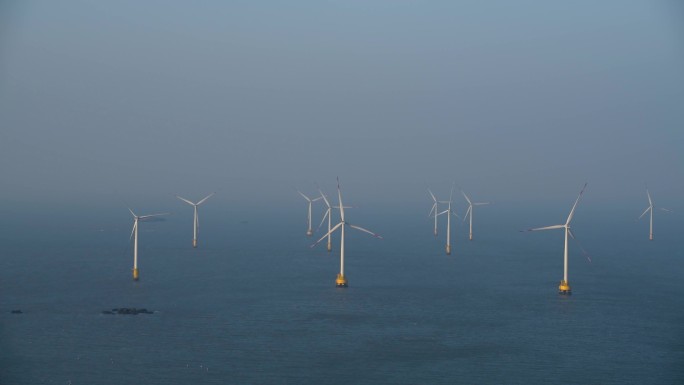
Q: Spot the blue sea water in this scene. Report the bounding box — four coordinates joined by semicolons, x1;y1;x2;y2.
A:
1;205;683;384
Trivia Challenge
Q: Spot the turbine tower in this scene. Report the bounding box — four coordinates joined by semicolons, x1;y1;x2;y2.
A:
462;190;489;241
639;187;671;241
128;208;169;281
427;188;440;237
311;178;381;287
524;183;587;295
298;190;322;237
176;192;215;248
436;184;458;255
317;188;334;252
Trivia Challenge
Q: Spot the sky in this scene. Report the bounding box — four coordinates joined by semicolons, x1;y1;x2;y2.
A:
0;0;682;212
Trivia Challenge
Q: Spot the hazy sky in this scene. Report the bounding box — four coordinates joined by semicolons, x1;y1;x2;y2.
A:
1;1;682;210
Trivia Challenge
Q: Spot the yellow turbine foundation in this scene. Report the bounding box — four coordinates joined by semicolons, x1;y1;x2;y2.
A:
327;242;332;252
193;239;197;248
446;244;451;255
558;280;571;295
336;273;348;287
133;268;139;281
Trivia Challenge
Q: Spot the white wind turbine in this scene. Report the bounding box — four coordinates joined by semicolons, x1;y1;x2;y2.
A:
639;187;672;241
524;183;587;295
462;189;489;241
436;184;458;255
128;208;169;281
176;192;215;248
311;178;382;287
317;188;335;252
427;188;440;236
298;190;323;237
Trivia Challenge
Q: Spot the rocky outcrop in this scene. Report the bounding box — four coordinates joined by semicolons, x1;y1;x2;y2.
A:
102;308;154;315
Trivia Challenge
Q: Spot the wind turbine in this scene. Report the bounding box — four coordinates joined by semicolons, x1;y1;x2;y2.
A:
524;183;587;295
298;190;323;237
176;192;215;248
317;188;334;252
462;190;489;241
436;184;458;255
311;178;382;287
427;188;440;236
128;208;169;281
639;187;672;241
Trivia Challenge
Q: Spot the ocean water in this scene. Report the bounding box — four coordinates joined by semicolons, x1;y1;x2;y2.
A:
1;206;683;384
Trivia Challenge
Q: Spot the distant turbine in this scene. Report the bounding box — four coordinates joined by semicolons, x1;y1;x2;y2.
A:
436;184;458;255
639;187;672;241
311;178;381;287
427;188;440;236
462;190;489;241
298;190;323;237
127;208;169;281
176;192;215;248
317;188;334;252
524;183;587;295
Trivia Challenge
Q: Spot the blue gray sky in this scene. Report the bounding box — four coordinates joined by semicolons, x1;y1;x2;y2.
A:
1;1;682;210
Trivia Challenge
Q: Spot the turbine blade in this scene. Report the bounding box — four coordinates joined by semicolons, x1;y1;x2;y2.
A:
129;221;137;242
660;208;673;212
128;207;137;217
449;183;455;202
337;177;345;222
138;212;171;220
311;222;343;247
436;209;449;217
568;228;592;263
311;196;323;202
638;207;651;219
428;188;437;203
318;189;331;208
565;182;588;225
461;190;472;205
297;190;311;202
176;195;196;206
196;192;215;206
348;224;383;239
646;189;652;206
525;224;565;232
463;206;472;222
474;202;490;206
317;209;330;232
428;203;437;217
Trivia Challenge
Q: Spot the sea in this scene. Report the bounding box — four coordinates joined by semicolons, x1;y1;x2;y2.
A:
1;204;683;384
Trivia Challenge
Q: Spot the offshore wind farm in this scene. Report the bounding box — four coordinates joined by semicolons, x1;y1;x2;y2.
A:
1;1;683;385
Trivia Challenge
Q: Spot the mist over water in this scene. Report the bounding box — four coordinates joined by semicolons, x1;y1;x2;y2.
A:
0;1;683;207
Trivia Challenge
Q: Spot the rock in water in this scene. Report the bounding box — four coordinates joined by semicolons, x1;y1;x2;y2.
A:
103;308;154;315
